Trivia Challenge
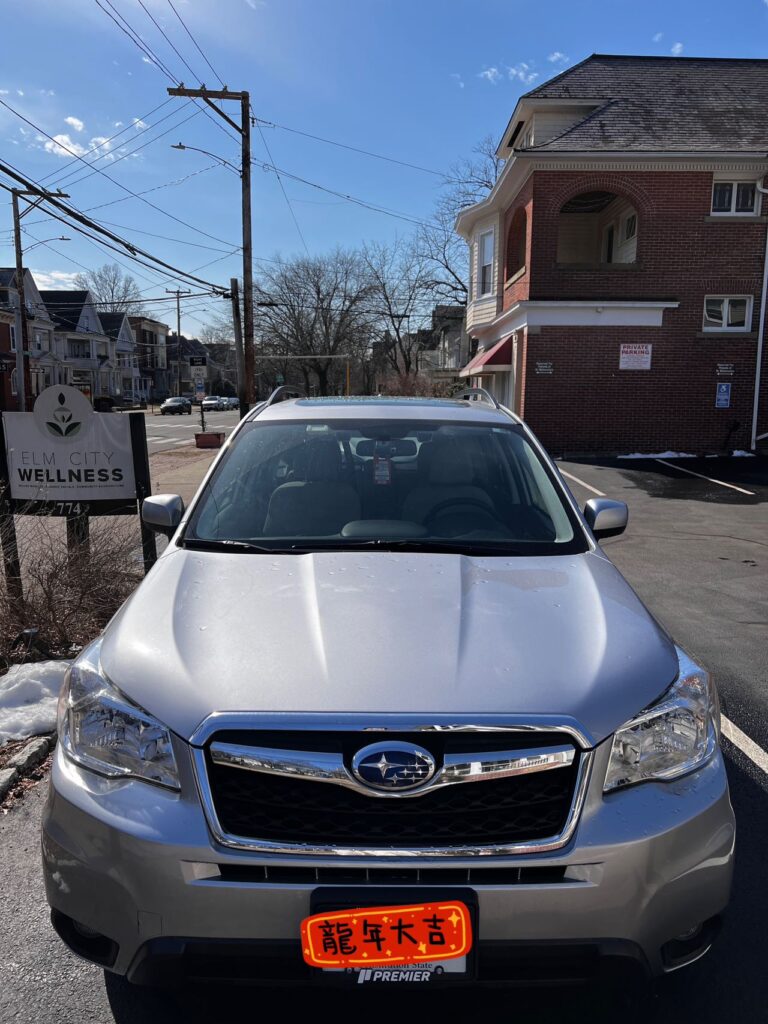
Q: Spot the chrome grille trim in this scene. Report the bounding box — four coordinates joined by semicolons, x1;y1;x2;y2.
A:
208;740;576;799
191;716;595;857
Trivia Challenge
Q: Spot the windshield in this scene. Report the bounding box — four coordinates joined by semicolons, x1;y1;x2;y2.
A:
185;419;587;555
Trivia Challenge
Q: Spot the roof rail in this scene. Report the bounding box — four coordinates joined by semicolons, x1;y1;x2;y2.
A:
453;387;501;409
263;384;307;408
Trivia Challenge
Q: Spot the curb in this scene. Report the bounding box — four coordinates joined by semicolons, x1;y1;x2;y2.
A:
0;734;56;800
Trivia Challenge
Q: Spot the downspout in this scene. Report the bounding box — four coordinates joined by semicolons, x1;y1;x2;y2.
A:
751;180;768;450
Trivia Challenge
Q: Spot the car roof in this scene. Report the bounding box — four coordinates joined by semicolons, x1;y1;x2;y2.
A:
249;396;519;426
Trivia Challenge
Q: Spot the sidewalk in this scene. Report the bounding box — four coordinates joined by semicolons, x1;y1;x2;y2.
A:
148;447;217;505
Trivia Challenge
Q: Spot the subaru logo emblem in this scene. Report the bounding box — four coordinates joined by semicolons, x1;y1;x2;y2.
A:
351;741;436;793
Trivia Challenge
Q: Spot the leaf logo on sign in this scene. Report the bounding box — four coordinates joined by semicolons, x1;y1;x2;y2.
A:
46;393;82;438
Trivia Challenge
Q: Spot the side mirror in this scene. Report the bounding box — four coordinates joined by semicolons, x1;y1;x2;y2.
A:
141;494;185;537
583;498;628;540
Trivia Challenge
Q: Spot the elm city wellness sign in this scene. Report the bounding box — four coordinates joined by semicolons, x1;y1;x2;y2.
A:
3;385;136;510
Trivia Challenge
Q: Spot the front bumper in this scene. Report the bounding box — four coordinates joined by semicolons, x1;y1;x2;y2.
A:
42;738;735;982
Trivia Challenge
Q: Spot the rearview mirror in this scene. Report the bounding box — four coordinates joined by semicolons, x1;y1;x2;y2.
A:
583;498;628;540
141;494;185;537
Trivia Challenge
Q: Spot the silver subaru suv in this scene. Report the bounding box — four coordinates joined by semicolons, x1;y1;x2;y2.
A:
43;390;734;987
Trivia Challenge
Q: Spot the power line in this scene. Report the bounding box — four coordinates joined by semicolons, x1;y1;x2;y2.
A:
60;103;203;189
166;0;225;87
0;160;229;292
255;118;310;257
255;117;460;182
39;98;175;186
253;157;431;227
0;96;242;250
134;0;204;84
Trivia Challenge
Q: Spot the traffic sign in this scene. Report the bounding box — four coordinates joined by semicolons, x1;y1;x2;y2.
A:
715;382;731;409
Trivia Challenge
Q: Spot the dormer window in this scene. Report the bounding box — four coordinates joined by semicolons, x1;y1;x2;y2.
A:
711;181;757;215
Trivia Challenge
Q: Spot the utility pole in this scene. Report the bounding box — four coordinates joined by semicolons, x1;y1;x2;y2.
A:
165;288;192;396
167;87;254;406
11;187;69;411
229;278;247;418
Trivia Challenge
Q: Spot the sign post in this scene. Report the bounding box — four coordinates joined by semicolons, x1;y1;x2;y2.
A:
0;385;157;598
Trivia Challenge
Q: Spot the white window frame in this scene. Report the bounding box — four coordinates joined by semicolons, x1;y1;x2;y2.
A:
710;180;758;216
9;323;16;351
702;295;753;333
10;368;17;395
622;212;637;241
478;229;495;296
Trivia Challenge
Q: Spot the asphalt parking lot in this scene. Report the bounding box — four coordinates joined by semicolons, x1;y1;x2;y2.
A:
0;454;766;1023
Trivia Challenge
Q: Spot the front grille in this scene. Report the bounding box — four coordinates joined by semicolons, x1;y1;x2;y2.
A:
204;730;580;849
215;864;571;885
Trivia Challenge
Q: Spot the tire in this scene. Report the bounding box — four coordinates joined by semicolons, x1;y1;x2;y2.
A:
161;410;166;416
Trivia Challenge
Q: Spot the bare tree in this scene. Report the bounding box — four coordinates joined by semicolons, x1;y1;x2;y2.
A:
362;238;434;379
73;263;144;314
416;135;503;307
255;249;374;395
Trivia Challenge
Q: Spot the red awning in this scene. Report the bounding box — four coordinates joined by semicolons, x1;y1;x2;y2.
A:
459;336;512;378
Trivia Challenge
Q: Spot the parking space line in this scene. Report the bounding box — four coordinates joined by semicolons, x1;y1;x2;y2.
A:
722;716;768;774
559;469;606;497
655;459;755;496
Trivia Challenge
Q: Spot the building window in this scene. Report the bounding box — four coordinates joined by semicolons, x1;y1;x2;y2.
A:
703;295;753;332
505;208;527;281
9;324;16;351
10;368;17;395
479;230;494;295
711;181;757;215
623;213;637;241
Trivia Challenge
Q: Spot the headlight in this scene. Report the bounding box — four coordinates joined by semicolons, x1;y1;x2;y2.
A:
604;647;720;793
58;638;180;790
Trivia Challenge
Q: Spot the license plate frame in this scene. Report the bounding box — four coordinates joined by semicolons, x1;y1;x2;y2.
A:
307;887;478;986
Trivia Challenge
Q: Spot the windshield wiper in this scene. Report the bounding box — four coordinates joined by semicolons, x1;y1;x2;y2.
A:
182;538;307;554
329;539;524;555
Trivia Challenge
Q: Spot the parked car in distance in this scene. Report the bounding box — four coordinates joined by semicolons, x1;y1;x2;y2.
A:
226;395;239;410
44;390;734;989
202;395;225;412
160;397;192;416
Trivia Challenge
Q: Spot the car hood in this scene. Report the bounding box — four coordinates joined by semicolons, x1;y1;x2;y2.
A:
100;549;678;745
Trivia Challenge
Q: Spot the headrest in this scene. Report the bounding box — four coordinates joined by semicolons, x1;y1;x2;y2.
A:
305;439;342;481
428;443;475;485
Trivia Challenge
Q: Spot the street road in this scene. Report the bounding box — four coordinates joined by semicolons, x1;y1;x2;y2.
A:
144;409;241;454
1;455;767;1023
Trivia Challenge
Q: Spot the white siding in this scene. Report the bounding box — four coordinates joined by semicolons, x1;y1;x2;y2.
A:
531;107;598;147
465;214;503;333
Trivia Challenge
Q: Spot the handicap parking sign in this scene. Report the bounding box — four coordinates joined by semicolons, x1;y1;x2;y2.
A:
715;382;731;409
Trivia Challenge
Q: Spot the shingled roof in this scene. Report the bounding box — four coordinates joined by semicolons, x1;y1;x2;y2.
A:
39;290;91;332
515;55;768;154
98;312;130;340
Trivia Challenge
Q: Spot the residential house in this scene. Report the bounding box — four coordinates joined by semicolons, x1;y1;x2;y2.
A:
40;290;117;402
99;312;149;401
167;332;212;397
0;268;58;409
456;55;768;453
417;305;468;387
129;315;169;401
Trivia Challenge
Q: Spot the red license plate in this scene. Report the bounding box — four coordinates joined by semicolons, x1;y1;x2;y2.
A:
301;901;472;970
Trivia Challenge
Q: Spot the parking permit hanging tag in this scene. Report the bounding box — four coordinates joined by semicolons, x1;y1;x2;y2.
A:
373;455;392;485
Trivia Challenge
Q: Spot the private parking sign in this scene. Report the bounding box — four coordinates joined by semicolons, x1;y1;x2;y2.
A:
715;383;731;409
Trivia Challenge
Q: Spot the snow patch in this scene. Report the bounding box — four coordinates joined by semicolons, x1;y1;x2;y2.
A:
731;450;756;458
617;451;696;460
0;661;70;745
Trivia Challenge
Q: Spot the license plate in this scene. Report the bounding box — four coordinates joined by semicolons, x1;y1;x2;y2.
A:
305;888;477;983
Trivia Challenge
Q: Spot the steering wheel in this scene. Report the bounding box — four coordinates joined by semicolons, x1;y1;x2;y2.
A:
423;497;497;534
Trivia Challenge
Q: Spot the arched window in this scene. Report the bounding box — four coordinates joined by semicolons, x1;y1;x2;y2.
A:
556;191;638;265
10;368;18;396
506;207;527;280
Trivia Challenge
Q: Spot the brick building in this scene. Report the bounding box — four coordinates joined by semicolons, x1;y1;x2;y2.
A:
456;55;768;454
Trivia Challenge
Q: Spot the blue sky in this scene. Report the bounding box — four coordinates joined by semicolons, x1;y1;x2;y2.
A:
1;0;767;333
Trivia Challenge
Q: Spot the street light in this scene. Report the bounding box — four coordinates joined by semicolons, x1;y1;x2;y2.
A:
170;143;240;176
23;236;70;253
